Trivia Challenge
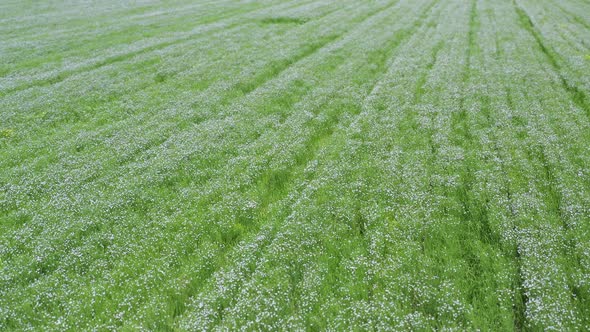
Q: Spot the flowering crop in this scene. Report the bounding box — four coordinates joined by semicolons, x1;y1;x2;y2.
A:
1;0;589;330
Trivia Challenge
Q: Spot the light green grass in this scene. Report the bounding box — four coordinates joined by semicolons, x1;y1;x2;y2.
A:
1;0;589;330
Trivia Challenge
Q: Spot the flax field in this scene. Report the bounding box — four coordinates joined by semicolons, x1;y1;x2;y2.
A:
1;0;590;330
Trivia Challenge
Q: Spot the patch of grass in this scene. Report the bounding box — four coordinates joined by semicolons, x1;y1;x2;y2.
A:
260;17;309;25
0;128;14;138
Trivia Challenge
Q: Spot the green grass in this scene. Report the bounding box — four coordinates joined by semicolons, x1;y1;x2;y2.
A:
1;0;590;330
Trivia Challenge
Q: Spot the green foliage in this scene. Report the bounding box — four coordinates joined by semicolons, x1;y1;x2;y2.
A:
1;0;589;330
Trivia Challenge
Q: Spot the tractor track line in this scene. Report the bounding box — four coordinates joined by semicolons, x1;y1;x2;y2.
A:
514;0;590;120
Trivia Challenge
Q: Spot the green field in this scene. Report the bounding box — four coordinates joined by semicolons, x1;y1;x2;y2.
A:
1;0;590;330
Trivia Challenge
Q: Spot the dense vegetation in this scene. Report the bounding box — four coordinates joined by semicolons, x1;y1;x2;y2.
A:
1;0;589;330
